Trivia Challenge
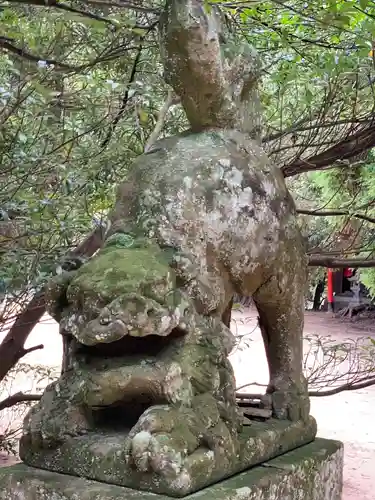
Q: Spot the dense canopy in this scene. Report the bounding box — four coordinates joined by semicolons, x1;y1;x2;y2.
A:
1;0;375;331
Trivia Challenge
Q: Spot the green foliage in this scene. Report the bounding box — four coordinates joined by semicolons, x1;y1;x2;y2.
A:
1;0;375;314
0;1;183;315
361;269;375;298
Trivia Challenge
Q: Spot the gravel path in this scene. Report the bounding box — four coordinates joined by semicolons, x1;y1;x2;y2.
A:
1;309;374;499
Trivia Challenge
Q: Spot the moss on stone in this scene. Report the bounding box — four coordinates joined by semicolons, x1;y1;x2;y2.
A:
68;243;174;304
20;417;318;497
1;438;343;499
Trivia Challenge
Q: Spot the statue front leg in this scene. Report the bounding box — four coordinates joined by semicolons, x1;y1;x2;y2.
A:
124;314;240;478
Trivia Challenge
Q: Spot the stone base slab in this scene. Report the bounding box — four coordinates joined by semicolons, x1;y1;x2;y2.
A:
20;417;317;497
0;438;343;500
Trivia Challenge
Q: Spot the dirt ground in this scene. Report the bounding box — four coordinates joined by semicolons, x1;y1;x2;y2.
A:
231;309;375;500
1;309;375;499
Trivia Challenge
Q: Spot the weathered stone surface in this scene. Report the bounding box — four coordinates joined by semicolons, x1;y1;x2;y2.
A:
19;0;316;495
160;0;262;139
21;128;314;493
0;439;343;500
20;128;314;493
20;417;317;496
22;288;243;486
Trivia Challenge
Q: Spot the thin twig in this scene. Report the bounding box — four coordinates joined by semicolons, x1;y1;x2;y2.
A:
0;392;41;411
144;90;180;152
297;208;375;225
21;344;44;356
236;382;267;391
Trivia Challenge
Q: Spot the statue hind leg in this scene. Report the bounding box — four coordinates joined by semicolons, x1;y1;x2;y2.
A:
251;249;310;421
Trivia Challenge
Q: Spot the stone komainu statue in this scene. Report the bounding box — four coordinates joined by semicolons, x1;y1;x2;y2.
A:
20;1;316;496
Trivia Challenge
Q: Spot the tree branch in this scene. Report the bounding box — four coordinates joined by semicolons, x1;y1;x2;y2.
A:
4;0;159;13
100;41;143;148
236;376;375;399
282;123;375;177
297;208;375;225
21;344;44;356
47;2;117;24
308;256;375;268
309;376;375;397
0;224;105;383
82;0;159;13
0;36;140;72
144;89;179;153
0;37;74;70
264;118;375;144
0;392;41;411
4;0;128;28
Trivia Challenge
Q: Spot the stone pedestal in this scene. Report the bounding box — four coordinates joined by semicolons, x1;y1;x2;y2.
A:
20;417;318;496
0;438;343;500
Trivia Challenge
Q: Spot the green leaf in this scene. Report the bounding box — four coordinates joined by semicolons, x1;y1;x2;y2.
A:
138;108;148;125
62;12;107;29
132;27;147;36
32;82;54;98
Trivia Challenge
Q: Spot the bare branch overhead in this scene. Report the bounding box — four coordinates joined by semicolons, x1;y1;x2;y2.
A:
297;208;375;225
4;0;159;13
281;122;375;177
308;256;375;268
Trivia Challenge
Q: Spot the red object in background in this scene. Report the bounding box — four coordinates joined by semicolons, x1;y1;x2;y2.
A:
327;268;334;311
343;268;353;278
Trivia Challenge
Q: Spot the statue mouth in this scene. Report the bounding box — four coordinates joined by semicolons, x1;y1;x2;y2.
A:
66;328;187;432
73;325;186;359
62;292;190;347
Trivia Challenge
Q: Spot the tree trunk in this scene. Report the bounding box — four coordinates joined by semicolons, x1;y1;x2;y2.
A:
0;225;105;383
221;297;233;328
312;280;325;311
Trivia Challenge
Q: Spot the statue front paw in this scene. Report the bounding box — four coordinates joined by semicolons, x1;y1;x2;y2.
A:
125;394;238;478
125;405;199;477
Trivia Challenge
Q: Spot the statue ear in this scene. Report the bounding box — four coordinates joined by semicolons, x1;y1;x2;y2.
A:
159;0;237;131
220;41;262;140
159;1;262;136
